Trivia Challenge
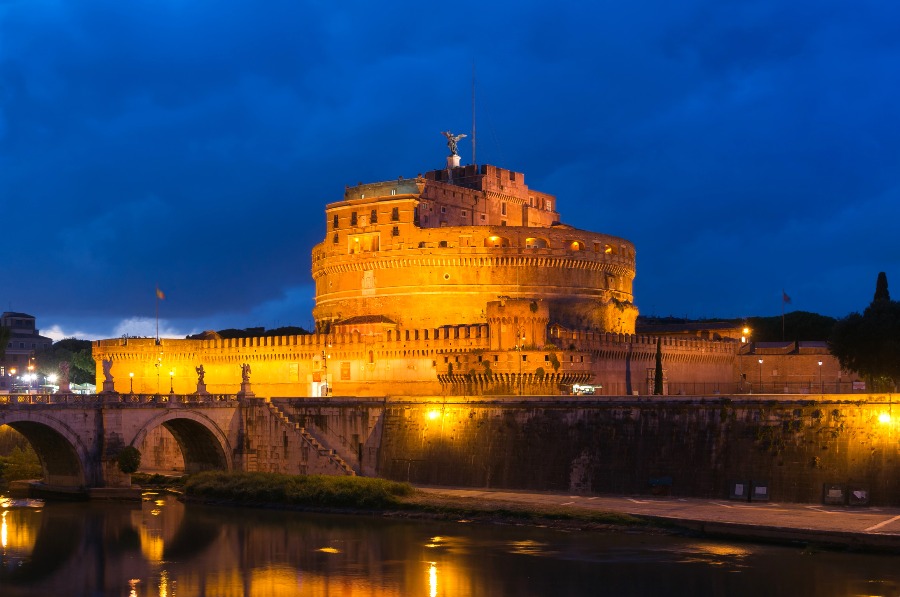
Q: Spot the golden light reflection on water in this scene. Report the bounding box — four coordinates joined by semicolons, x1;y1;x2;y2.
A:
429;562;438;597
508;539;551;556
2;510;7;549
316;546;340;554
674;542;753;567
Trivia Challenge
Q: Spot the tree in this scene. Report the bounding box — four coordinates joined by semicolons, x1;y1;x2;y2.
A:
35;338;95;384
653;337;664;395
830;272;900;391
117;446;142;474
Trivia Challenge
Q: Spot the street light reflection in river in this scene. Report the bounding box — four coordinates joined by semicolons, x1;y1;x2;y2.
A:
429;562;438;597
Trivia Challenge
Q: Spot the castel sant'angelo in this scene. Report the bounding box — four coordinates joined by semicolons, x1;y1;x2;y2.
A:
94;135;734;396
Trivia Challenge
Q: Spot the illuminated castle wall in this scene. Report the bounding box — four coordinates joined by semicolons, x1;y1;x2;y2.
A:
94;162;735;396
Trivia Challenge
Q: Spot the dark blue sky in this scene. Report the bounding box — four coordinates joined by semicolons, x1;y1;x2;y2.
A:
3;1;899;340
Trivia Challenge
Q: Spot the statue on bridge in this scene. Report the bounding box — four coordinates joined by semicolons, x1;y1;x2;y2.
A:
102;358;113;382
101;358;115;393
195;364;209;395
238;363;254;397
196;364;205;384
58;361;71;393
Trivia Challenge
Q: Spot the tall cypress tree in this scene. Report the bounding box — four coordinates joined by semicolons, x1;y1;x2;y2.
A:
653;337;664;395
874;271;890;302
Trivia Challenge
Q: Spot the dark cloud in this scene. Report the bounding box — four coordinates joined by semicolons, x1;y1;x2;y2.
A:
2;0;900;339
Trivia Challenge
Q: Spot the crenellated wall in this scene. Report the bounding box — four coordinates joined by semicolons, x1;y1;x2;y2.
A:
94;323;735;398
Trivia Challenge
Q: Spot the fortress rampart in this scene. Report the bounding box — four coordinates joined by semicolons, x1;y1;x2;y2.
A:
94;325;735;398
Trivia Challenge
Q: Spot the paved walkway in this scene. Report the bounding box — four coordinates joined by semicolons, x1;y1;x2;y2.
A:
417;487;900;551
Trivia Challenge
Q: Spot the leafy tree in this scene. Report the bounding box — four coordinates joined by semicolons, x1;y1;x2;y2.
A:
653;337;664;395
35;338;95;384
830;272;900;391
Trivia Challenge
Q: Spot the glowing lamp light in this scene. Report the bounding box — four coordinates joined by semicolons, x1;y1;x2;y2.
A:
879;412;891;424
427;409;441;420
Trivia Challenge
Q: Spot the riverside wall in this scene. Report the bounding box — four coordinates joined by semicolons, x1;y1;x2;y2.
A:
276;394;900;506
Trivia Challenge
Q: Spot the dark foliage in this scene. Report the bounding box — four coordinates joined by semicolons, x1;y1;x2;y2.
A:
830;272;900;391
187;326;310;340
35;338;95;384
117;446;142;474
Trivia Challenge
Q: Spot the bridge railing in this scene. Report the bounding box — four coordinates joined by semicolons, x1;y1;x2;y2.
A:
0;393;239;405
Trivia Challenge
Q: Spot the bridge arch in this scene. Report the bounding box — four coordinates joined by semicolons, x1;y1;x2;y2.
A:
0;412;93;489
131;411;233;473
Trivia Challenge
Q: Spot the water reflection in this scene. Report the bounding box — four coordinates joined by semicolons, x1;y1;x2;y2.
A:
0;492;898;596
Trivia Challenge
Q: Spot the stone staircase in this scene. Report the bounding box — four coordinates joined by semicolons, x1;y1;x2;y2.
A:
265;400;356;476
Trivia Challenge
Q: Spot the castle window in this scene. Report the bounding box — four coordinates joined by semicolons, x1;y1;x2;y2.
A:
493;355;499;362
461;210;467;217
332;233;339;244
370;209;378;223
391;189;396;196
350;211;358;226
392;226;399;236
501;221;507;226
501;202;507;216
441;206;447;214
569;240;583;251
444;356;449;363
418;241;426;248
391;207;399;221
369;350;374;364
439;241;448;248
333;214;339;229
481;214;486;221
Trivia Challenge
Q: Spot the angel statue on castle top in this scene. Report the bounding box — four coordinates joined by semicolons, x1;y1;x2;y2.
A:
441;131;467;156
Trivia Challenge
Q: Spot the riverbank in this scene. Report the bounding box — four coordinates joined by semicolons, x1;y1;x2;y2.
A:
145;472;900;553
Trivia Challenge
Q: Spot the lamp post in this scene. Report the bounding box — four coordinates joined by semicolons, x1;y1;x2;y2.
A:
129;372;134;394
739;327;750;393
758;359;764;393
169;370;174;394
818;361;823;393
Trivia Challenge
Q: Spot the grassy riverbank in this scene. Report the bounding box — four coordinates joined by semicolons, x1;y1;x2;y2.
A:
183;471;414;508
171;472;651;532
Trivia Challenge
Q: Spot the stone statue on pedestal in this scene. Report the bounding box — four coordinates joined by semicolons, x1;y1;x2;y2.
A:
195;364;208;395
101;358;115;393
238;363;254;397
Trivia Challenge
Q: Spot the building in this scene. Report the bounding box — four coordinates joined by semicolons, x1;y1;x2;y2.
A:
93;158;735;397
1;312;53;393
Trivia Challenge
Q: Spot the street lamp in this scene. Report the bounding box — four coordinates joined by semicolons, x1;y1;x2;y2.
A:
169;370;174;394
758;359;764;393
818;361;823;393
516;330;526;396
129;372;134;394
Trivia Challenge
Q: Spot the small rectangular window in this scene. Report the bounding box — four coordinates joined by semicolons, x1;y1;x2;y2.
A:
391;189;397;195
391;207;399;221
392;226;399;236
480;214;486;221
461;210;467;217
332;214;339;229
441;206;447;214
350;211;358;226
332;233;339;244
501;202;507;216
370;209;378;223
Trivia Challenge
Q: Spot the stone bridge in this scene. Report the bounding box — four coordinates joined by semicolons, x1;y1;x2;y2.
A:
0;393;360;496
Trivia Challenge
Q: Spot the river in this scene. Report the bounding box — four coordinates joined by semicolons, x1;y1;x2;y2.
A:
0;493;898;596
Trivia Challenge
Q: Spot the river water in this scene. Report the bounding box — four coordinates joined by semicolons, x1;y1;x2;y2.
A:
0;493;898;597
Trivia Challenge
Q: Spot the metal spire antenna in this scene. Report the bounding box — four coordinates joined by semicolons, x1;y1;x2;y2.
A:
472;60;477;167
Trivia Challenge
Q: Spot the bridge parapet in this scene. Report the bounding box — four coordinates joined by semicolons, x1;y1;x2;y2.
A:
0;392;240;407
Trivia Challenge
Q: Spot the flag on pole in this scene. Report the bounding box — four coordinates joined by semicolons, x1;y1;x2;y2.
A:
156;287;166;300
782;290;791;304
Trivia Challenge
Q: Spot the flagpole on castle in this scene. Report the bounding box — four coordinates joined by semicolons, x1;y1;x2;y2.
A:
155;285;165;344
781;290;791;341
